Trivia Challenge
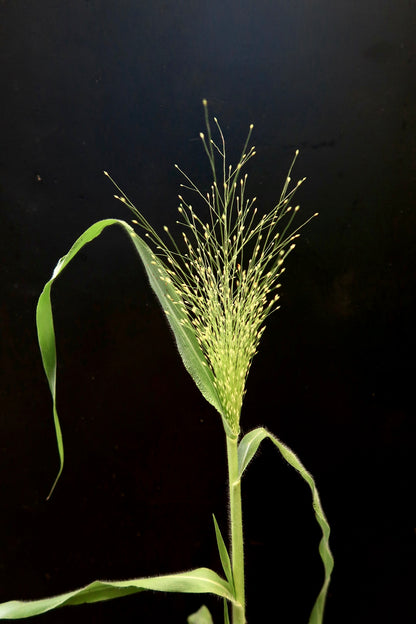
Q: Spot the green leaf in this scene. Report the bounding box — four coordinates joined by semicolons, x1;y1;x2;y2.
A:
212;515;234;592
36;219;124;497
36;218;231;496
237;427;266;476
187;604;214;624
223;598;230;624
127;228;232;437
238;427;334;624
0;568;234;619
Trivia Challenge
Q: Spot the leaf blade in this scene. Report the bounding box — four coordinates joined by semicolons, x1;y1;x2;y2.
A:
212;515;234;593
237;427;267;476
36;219;129;497
0;568;235;619
36;219;231;495
127;229;231;435
187;604;214;624
238;427;334;624
223;598;231;624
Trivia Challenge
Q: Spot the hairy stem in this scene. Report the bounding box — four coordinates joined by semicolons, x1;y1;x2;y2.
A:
226;435;246;624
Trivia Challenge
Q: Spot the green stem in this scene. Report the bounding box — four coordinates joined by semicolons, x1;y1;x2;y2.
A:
226;435;246;624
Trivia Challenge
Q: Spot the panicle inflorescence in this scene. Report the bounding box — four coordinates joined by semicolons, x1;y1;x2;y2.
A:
106;101;316;434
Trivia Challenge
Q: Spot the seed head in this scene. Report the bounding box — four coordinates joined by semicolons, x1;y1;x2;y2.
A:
109;103;316;435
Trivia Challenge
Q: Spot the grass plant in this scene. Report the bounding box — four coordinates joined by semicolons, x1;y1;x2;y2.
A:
0;101;333;623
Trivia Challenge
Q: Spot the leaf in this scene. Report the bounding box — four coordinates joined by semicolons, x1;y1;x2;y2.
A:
0;568;234;619
212;515;234;592
238;427;334;624
36;218;230;496
187;604;214;624
223;598;230;624
237;427;266;476
36;219;123;497
127;228;232;437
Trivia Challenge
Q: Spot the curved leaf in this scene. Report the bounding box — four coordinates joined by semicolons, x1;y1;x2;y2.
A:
238;427;334;624
237;427;266;476
0;568;234;620
36;219;230;496
187;604;214;624
127;229;231;436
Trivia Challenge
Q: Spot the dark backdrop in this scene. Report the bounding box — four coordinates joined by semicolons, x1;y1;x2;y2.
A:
1;2;415;623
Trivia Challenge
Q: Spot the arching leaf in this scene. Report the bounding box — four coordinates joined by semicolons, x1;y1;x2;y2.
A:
0;568;234;619
36;219;229;496
238;427;334;624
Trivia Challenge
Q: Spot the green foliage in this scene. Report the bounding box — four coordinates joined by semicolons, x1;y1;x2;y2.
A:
187;605;214;624
213;515;235;593
36;218;234;499
238;428;334;624
0;570;234;619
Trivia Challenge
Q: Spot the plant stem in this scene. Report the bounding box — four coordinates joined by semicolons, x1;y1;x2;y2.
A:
226;435;246;624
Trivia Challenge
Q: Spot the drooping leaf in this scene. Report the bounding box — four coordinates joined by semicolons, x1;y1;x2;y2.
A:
36;218;230;496
238;427;334;624
187;604;214;624
212;515;234;592
0;568;234;620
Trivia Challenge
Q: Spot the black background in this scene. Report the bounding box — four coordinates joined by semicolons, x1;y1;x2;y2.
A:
1;2;415;623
